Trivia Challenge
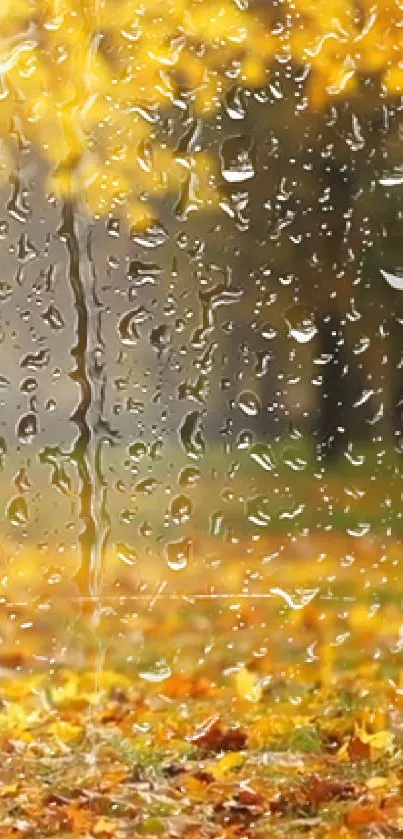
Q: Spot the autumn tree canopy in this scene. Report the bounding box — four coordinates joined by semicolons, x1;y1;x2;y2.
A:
0;0;402;226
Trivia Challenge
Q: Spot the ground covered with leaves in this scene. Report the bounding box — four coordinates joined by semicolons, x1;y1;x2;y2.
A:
0;533;402;838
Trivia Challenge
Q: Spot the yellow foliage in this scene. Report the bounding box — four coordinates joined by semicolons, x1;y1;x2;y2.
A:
0;1;401;226
208;751;245;778
0;0;273;225
47;719;83;743
234;667;262;703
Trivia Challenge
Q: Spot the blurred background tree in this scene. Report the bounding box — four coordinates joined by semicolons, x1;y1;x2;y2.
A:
1;0;403;465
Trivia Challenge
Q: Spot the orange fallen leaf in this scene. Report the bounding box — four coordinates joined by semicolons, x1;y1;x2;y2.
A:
346;805;387;828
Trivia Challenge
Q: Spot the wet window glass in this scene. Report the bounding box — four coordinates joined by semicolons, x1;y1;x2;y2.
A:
0;1;402;834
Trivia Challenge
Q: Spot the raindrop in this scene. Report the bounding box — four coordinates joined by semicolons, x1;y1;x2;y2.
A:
165;537;192;571
149;324;172;357
135;478;158;496
380;268;403;291
246;494;271;527
139;660;172;683
128;441;147;461
118;310;140;345
178;466;201;487
41;305;65;331
20;377;38;394
115;543;138;566
6;495;29;527
17;233;38;263
284;305;317;343
250;443;275;471
170;494;192;524
282;448;307;472
347;522;371;538
127;260;161;286
237;430;253;449
220;135;255;183
17;412;38;444
379;168;403;186
179;411;205;459
130;221;168;248
0;283;12;302
224;85;247;120
150;439;163;460
209;510;224;536
20;349;50;370
237;390;261;416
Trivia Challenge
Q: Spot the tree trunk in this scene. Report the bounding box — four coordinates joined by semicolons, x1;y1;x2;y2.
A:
315;311;351;463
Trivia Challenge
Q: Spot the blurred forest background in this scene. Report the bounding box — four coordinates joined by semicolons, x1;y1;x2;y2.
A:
0;1;402;601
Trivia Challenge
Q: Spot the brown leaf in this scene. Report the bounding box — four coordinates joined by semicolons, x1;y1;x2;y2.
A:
304;776;356;806
348;735;371;761
188;716;247;752
270;776;356;816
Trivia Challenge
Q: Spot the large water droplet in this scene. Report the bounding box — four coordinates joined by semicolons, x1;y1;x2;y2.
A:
42;305;65;331
139;660;172;683
284;305;317;343
115;542;138;566
128;441;147;461
170;494;192;524
220;135;255;183
20;349;50;370
149;324;172;357
380;268;403;290
165;537;192;571
7;495;29;527
118;310;140;345
237;390;260;416
250;443;275;470
246;494;271;527
179;411;205;459
130;221;167;249
17;412;38;444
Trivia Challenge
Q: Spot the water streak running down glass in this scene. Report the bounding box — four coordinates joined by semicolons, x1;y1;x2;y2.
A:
0;1;402;834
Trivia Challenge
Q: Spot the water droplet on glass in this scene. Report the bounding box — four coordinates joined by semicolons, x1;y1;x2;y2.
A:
380;268;403;290
250;443;275;471
165;537;191;571
246;494;271;527
139;660;172;683
130;221;168;249
220;135;255;183
170;494;192;524
115;542;138;566
41;305;65;331
178;466;201;487
179;411;205;459
284;305;317;343
0;283;12;302
20;349;50;370
237;390;261;416
149;324;172;357
17;412;38;444
128;441;147;461
118;310;140;345
7;495;29;527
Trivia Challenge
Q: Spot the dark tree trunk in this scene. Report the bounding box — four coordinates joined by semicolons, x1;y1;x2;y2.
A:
315;311;351;463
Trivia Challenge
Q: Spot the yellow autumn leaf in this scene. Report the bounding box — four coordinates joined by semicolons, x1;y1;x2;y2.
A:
354;725;392;751
234;667;262;703
366;777;389;790
208;751;245;779
47;720;83;743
